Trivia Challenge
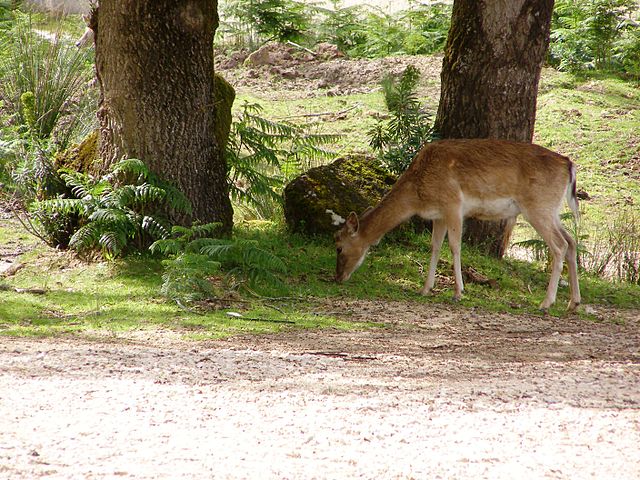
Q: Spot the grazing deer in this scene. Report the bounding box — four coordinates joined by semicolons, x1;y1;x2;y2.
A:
75;5;98;48
334;139;581;311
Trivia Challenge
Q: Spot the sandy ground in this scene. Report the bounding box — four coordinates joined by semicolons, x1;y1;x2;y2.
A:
1;300;639;479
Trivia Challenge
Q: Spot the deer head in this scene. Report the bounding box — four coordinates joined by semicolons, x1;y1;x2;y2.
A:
334;212;369;283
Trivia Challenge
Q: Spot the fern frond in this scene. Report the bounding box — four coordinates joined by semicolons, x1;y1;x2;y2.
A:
109;158;150;182
149;238;182;256
33;197;84;215
142;215;170;240
98;230;127;257
69;223;101;251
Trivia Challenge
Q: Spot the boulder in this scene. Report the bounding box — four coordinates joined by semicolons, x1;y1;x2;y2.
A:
283;155;397;236
212;73;236;151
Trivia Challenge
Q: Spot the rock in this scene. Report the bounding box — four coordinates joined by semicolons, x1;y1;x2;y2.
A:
283;155;396;236
245;42;294;67
314;42;344;61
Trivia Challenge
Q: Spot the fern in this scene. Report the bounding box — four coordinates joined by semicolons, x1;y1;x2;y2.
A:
226;100;339;219
151;223;288;305
31;158;184;257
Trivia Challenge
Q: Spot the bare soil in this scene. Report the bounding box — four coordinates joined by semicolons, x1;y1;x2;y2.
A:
2;52;640;479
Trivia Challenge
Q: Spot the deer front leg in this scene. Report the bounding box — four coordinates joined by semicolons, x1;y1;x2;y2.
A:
420;219;447;295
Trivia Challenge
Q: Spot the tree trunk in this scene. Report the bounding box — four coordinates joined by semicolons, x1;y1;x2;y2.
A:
435;0;554;257
95;0;233;233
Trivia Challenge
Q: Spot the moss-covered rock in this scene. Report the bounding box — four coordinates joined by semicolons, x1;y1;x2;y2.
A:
213;72;235;151
283;154;397;236
54;129;99;175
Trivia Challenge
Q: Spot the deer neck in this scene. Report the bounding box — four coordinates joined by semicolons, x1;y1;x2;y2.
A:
359;186;415;246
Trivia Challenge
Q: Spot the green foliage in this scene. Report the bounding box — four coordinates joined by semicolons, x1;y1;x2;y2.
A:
0;12;95;148
316;2;451;58
312;2;367;54
226;101;338;219
550;0;639;73
368;65;434;174
219;0;313;48
150;223;287;304
217;0;451;58
31;158;190;257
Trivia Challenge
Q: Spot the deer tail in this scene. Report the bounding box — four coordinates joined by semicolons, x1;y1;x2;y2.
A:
566;161;580;222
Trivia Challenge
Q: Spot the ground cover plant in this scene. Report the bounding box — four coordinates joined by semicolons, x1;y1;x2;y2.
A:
0;3;639;340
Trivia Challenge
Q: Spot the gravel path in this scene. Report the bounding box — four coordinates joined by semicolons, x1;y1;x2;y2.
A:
2;300;639;479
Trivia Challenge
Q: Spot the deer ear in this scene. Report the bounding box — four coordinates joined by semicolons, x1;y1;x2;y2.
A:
346;212;359;235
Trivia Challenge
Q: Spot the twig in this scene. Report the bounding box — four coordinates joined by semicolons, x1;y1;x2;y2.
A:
280;103;361;120
285;40;317;56
226;312;295;324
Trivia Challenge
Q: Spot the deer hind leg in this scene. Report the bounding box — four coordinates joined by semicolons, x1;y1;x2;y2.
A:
446;214;464;301
559;227;581;311
421;219;447;296
526;212;569;311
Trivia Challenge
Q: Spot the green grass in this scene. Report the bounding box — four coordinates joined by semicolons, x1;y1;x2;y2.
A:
1;196;639;339
1;22;639;338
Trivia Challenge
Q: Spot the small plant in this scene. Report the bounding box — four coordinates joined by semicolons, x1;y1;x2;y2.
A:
368;65;434;174
150;223;287;304
582;209;640;284
31;158;190;257
226;101;338;219
0;12;95;148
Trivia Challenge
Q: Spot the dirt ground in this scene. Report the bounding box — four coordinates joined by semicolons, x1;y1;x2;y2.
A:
2;51;640;479
1;300;639;479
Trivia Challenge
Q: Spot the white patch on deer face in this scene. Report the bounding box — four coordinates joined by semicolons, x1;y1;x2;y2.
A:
326;209;346;226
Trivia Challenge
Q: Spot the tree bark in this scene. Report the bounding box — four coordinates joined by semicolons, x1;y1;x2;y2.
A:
95;0;233;233
435;0;554;257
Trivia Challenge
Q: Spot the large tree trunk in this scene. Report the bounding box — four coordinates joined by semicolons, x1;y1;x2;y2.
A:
95;0;233;233
435;0;554;257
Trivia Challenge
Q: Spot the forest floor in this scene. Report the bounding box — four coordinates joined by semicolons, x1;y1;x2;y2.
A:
2;50;640;479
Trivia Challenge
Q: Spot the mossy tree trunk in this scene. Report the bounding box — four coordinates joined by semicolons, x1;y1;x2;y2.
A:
95;0;232;233
435;0;554;257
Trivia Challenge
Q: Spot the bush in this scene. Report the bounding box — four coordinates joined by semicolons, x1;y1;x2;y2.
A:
368;65;435;175
549;0;639;73
218;0;313;49
582;210;640;284
226;101;338;219
31;159;190;257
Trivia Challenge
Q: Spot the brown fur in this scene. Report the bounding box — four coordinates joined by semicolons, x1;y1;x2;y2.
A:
335;139;581;311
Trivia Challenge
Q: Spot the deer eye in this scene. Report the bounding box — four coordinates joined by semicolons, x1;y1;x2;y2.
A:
336;247;343;254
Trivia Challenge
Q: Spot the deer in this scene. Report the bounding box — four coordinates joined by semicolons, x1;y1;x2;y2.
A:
334;138;581;312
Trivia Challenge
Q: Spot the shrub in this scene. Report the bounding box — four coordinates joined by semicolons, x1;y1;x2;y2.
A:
31;159;189;257
582;210;640;284
150;223;287;304
226;101;338;219
368;65;435;175
549;0;639;73
219;0;313;48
